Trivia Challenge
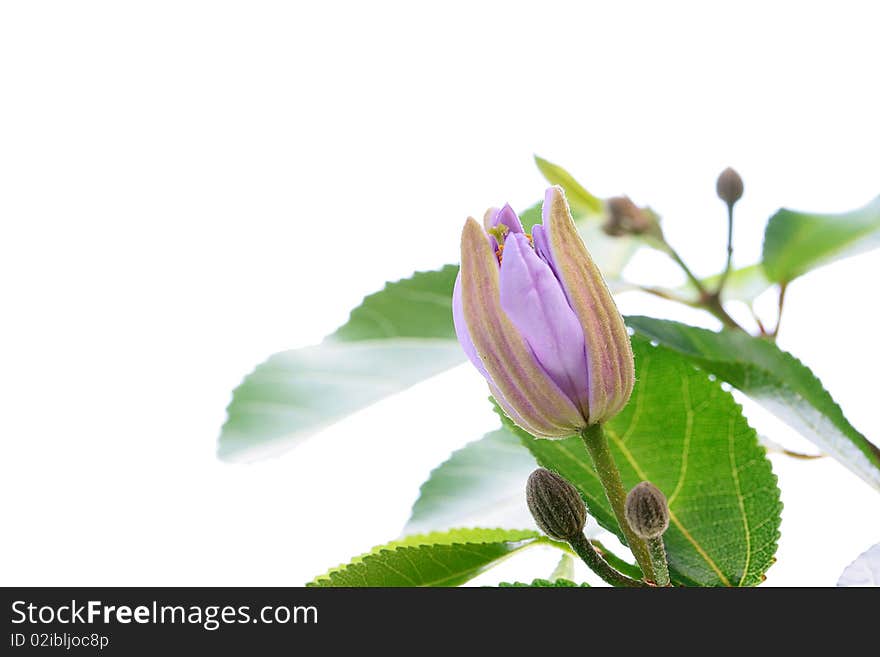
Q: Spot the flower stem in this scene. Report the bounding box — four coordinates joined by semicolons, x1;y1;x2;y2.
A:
659;242;746;332
663;243;707;296
580;424;655;582
701;292;746;332
647;537;671;587
636;285;700;306
770;282;788;339
568;533;647;587
715;202;735;296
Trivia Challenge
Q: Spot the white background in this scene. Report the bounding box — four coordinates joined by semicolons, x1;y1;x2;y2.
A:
2;1;879;587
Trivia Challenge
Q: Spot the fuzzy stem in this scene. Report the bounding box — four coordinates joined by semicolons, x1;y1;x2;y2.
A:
647;537;671;587
568;533;647;587
580;424;655;582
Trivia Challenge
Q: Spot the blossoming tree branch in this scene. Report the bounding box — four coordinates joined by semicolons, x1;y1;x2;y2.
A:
218;158;880;587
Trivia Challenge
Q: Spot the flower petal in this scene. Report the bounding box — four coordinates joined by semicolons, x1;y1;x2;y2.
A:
531;223;561;281
457;269;547;436
542;186;635;424
459;217;584;437
498;233;590;416
483;203;525;236
452;271;489;379
488;382;545;437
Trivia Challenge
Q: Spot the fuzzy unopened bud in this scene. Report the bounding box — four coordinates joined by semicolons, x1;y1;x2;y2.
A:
625;481;669;540
526;468;586;541
603;196;653;236
716;167;744;207
602;196;662;240
454;187;635;435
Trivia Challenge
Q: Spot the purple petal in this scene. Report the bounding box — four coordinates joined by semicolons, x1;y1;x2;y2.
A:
459;217;585;436
531;223;561;281
483;204;525;252
498;233;590;414
452;272;489;378
542;185;635;424
483;207;501;252
494;204;524;234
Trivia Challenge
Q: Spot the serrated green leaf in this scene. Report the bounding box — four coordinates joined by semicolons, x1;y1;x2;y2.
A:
508;336;782;587
626;315;880;491
390;527;540;549
307;528;546;587
534;155;603;215
498;578;589;587
219;339;464;462
218;266;463;461
330;264;459;342
762;196;880;283
405;428;538;534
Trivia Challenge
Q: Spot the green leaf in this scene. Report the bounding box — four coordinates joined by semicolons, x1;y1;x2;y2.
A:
550;554;576;582
592;540;643;580
762;196;880;283
405;428;538;534
498;578;589;587
307;528;547;587
518;202;543;232
386;527;540;549
627;315;880;490
534;155;603;215
219;266;463;461
330;264;459;342
508;336;782;587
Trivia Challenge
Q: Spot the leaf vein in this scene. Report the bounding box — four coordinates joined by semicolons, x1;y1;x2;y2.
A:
728;415;752;587
668;374;693;506
606;427;732;586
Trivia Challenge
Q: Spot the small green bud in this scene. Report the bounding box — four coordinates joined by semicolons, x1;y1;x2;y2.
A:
716;167;744;207
625;481;669;540
526;468;587;541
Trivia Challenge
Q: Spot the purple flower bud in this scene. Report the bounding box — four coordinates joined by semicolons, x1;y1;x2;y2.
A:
453;186;635;437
